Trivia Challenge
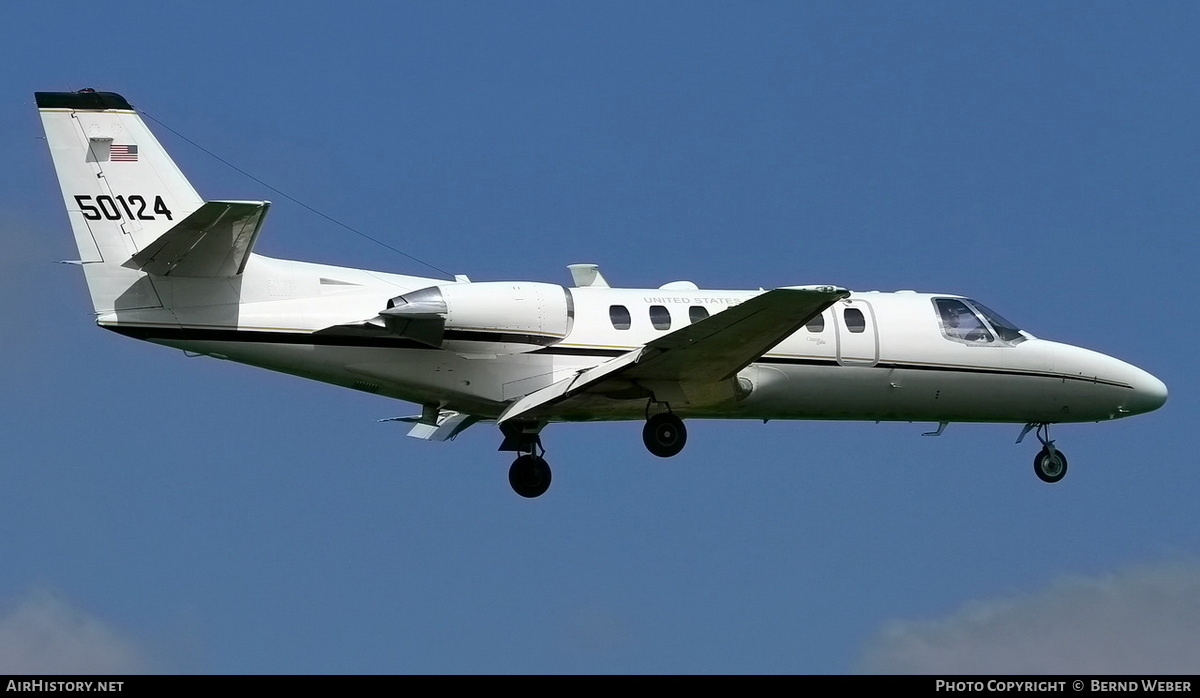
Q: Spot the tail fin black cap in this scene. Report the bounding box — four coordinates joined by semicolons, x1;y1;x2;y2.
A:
35;89;133;111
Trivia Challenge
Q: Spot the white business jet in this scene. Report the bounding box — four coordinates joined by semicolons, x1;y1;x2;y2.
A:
36;89;1168;498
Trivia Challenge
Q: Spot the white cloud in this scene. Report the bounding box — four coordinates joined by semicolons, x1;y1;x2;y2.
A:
0;590;149;674
860;559;1200;675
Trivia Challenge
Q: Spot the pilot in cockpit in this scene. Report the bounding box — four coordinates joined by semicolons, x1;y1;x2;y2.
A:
939;300;993;342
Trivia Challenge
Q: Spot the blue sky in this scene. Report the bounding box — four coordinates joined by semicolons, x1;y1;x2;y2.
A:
1;1;1197;674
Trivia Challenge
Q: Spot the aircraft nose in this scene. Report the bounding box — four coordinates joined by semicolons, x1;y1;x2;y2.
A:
1049;342;1167;420
1123;365;1168;416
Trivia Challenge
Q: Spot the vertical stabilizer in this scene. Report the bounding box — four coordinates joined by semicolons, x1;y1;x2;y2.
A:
37;89;205;313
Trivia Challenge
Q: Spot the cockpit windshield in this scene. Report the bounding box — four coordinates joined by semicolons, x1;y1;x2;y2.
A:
970;301;1026;342
934;298;1027;345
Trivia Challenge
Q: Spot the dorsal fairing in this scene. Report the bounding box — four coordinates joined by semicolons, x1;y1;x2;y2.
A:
381;281;574;354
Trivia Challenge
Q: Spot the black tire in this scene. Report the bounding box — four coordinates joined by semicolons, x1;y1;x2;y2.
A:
642;413;687;458
1033;447;1068;484
509;454;552;498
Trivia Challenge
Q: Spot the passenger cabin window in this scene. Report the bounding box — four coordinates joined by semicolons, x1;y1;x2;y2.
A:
935;299;994;343
609;305;631;330
649;305;671;330
843;308;866;333
689;306;709;324
806;313;825;332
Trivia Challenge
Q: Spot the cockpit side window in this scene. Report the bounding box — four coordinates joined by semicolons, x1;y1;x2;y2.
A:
935;299;994;343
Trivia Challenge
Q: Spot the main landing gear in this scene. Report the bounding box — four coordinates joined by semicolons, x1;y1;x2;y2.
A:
1018;423;1068;484
500;423;552;498
643;412;687;458
499;407;692;498
508;450;552;499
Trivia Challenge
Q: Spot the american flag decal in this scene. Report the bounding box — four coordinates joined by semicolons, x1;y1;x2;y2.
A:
110;144;138;161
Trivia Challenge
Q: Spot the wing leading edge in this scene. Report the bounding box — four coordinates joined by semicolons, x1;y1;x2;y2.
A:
498;285;850;423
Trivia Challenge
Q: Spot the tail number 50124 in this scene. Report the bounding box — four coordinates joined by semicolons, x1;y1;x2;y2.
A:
74;194;173;222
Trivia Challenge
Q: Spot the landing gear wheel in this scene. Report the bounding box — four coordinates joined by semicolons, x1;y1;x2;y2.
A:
643;413;687;458
509;454;552;498
1034;447;1068;484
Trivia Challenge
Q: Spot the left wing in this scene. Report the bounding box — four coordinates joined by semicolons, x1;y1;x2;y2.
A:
498;285;849;423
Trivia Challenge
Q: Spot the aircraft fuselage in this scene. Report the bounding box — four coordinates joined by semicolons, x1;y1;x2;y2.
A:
101;254;1165;427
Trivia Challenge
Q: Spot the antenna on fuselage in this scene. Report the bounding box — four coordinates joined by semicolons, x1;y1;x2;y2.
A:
568;263;610;288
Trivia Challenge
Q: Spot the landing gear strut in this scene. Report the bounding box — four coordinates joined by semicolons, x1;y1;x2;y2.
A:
1019;423;1068;484
643;409;687;458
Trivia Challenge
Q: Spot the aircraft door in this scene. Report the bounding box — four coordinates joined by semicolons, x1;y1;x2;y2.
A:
835;300;879;366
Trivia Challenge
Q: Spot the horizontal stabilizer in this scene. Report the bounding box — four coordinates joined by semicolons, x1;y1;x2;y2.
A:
127;200;270;277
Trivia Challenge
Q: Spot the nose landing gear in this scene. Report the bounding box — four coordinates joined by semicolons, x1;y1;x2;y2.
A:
1019;423;1068;484
1033;446;1068;484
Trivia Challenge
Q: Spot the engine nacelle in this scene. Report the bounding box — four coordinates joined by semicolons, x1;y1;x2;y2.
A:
381;281;573;355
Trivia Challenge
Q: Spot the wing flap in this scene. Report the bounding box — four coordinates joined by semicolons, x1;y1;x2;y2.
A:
497;347;645;423
498;285;848;423
127;200;270;277
381;410;481;441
